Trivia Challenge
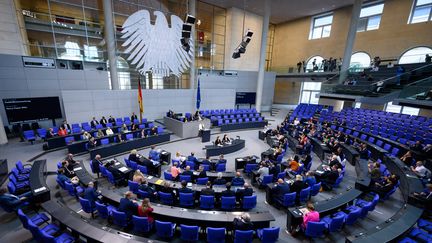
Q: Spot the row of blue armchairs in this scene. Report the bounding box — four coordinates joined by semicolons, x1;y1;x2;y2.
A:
400;218;432;242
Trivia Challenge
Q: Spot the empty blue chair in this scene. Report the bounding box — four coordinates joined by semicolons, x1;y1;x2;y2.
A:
216;163;226;172
277;172;286;180
95;201;114;219
64;181;84;197
16;161;31;174
258;175;274;188
79;197;96;218
207;227;226;243
200;195;215;209
11;168;29;181
27;218;59;242
180;225;200;242
23;130;36;143
383;143;392;151
137;189;149;199
368;137;375;144
128;180;139;193
244;164;258;174
112;208;128;227
310;182;321;196
242;195;257;210
234;230;253;243
164;171;173;181
202;164;210;172
155;220;176;239
100;138;109;145
305;221;326;238
391;147;400;157
197;177;208;185
159;191;174;205
278;192;296;207
137;165;147;174
179;193;194;207
129;160;138;170
64;136;75;144
333;175;343;188
180;175;192;182
360;134;367;140
257;227;280;243
106;170;122;186
17;209;49;230
126;133;133;140
299;187;311;203
221;196;236;210
132;215;153;234
40;227;75;243
376;140;384;147
37;128;47;139
335;206;361;225
321;214;345;232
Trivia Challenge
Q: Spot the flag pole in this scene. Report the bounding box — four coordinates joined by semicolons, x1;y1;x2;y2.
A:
138;77;143;122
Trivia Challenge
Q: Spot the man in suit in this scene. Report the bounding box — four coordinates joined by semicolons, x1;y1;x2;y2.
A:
56;168;70;188
201;181;215;196
61;120;71;132
317;165;339;189
272;179;291;204
0;187;32;212
108;115;116;125
218;154;227;164
231;172;245;186
66;153;78;166
138;178;157;200
62;161;75;178
213;172;226;185
118;191;138;221
178;180;193;194
221;182;236;197
131;112;138;122
187;152;199;163
181;166;194;177
233;213;254;231
141;157;158;176
290;175;308;202
90;117;99;128
105;161;124;181
100;116;108;127
91;154;103;178
84;181;100;208
236;183;253;202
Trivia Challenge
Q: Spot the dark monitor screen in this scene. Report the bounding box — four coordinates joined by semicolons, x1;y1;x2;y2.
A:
3;97;62;124
235;92;256;105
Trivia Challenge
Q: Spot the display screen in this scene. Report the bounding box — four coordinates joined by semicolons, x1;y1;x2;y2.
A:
236;92;256;105
3;97;62;124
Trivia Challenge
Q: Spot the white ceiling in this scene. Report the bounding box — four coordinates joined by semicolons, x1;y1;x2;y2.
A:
199;0;356;24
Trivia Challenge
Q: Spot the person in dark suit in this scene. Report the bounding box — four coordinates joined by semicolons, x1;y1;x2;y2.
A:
141;158;157;176
214;136;222;146
182;166;194;177
62;161;75;178
128;149;139;162
108;115;116;125
317;165;339;188
236;183;253;202
150;126;158;136
410;141;424;153
118;191;138;221
61;120;71;132
213;172;226;185
218;154;227;164
87;138;97;149
105;161;124;181
201;181;215;196
90;117;99;128
269;163;281;181
272;179;291;203
57;168;70;188
196;166;207;179
358;144;369;159
233;213;254;231
91;154;103;178
290;175;308;197
100;116;108;127
131;112;138;122
222;134;231;144
201;156;211;165
159;182;176;199
83;181;100;208
178;180;193;194
0;187;32;212
221;182;236;197
231;172;245;186
187;152;198;163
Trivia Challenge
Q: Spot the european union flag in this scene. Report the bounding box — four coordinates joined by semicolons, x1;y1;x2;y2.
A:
196;78;201;110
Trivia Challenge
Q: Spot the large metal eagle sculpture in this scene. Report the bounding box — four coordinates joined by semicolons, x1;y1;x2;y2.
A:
121;10;193;77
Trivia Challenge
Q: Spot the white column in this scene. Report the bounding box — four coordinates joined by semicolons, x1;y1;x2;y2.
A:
339;0;363;83
255;0;271;112
0;117;8;145
188;0;196;89
103;0;119;90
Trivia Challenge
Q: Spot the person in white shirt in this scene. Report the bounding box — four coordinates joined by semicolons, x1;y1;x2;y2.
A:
293;118;300;126
106;127;114;135
257;164;269;180
412;161;430;178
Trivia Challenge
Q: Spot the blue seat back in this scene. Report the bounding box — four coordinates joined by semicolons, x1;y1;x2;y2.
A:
234;230;253;243
346;207;361;225
299;187;311;203
179;175;192;182
159;191;174;205
207;227;226;243
200;195;215;209
137;165;148;174
216;163;226;172
164;171;173;180
262;175;274;185
132;215;152;233
155;220;175;238
283;192;296;207
101;138;109;145
197;177;208;185
310;182;321;196
305;221;326;238
244;163;257;173
260;227;280;243
112;209;128;227
221;196;236;210
328;214;344;232
79;197;94;213
128;180;139;193
95;201;110;219
179;193;194;207
180;225;200;241
242;195;257;209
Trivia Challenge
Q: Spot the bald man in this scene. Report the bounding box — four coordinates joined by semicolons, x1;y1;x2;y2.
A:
83;181;100;208
271;178;290;203
232;172;245;186
236;183;253;202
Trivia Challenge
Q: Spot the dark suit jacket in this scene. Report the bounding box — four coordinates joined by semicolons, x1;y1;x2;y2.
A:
107;166;123;180
187;156;198;163
233;218;254;231
100;118;107;126
201;188;215;196
178;187;193;194
84;187;100;207
213;178;226;185
221;189;236;198
272;183;291;201
321;170;339;184
290;181;307;195
90;120;99;128
128;154;139;163
91;159;102;173
236;188;253;200
232;177;245;186
181;171;194;177
118;198;137;220
0;194;21;211
197;171;207;178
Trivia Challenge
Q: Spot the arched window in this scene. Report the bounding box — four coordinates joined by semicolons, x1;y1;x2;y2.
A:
306;55;324;72
398;46;432;64
350;52;371;68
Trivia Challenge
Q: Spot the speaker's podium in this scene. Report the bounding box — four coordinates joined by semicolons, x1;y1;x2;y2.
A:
201;129;211;143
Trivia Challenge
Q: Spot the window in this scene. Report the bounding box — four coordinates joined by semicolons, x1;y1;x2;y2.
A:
300;82;322;104
399;46;432;64
357;3;384;32
309;14;333;39
385;102;402;113
355;102;362;108
306;55;324;72
384;102;419;116
350;52;371;68
409;0;432;24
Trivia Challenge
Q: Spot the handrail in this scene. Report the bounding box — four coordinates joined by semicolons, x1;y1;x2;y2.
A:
370;63;432;86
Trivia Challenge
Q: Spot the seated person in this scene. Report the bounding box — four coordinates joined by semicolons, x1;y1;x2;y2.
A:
150;126;158;136
148;145;160;161
105;127;114;136
170;162;181;181
100;116;108;127
214;136;222;146
218;154;227;164
316;165;339;190
108;115;116;125
91;154;103;178
196;165;207;179
62;161;76;178
257;163;270;182
181;166;194;177
269;162;281;180
139;179;157;200
411;161;430;178
302;202;320;230
222;134;231;144
400;151;413;166
232;172;245;186
213;172;226;185
233;213;253;231
201;156;211;165
178;180;193;194
0;187;32;212
272;179;291;204
290;175;308;198
56;168;70;188
58;127;68;136
301;154;312;170
87;137;97;149
96;129;104;138
90;117;99;128
137;198;154;223
370;175;398;198
160;182;176;199
187;152;198;163
328;154;342;169
236;183;253;202
304;172;316;187
128;149;139;162
120;124;129;133
221;182;236;197
410;141;424;153
83;181;100;208
46;128;55;138
132;170;145;183
412;183;432;204
131;123;138;132
140;128;147;138
286;156;300;175
118;191;138;221
66;153;79;166
105;161;124;181
201;181;215;196
116;134;124;143
83;131;92;140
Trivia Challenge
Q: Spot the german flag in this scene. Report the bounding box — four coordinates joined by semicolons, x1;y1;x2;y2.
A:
138;77;143;121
